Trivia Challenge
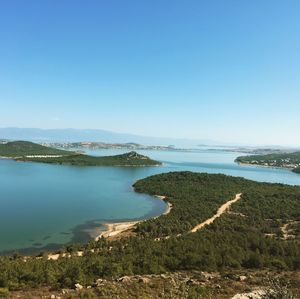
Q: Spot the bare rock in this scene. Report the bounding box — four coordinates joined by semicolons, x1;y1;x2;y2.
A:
239;275;247;281
138;277;151;284
75;283;83;290
61;289;69;295
95;278;104;286
117;276;131;283
186;279;198;285
200;271;214;281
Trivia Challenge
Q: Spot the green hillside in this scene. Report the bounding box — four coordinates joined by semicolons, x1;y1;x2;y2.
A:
0;141;74;157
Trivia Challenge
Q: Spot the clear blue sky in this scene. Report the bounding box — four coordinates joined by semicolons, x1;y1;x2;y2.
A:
0;0;299;145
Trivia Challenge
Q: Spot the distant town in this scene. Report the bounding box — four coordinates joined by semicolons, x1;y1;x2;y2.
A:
41;141;186;152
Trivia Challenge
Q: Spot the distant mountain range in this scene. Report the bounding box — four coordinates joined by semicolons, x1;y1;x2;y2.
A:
0;127;218;147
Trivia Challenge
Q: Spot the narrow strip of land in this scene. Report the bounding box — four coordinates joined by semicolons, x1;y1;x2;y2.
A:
190;193;242;233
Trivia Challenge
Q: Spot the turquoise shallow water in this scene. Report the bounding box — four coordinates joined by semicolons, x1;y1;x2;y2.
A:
0;149;299;254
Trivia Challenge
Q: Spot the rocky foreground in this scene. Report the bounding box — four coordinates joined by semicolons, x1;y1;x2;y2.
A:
5;270;300;299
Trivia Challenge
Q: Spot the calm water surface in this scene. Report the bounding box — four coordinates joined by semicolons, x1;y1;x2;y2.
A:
1;149;299;254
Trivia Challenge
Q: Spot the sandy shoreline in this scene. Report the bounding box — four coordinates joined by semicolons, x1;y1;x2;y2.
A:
94;195;171;241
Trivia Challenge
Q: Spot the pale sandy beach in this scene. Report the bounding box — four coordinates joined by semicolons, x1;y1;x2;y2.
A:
94;195;171;241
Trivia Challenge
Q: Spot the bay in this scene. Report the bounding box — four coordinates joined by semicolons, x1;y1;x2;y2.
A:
0;148;299;254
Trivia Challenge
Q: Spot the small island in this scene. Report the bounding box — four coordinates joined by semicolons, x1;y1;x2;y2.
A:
235;151;300;174
0;141;161;166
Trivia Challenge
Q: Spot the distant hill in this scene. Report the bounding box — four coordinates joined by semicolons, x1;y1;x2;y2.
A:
0;127;218;147
0;141;161;166
0;141;74;157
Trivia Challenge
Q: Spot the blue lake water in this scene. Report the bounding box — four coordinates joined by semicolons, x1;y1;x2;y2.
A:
1;149;300;254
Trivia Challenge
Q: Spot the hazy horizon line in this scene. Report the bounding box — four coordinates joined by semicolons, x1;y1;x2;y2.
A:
0;126;299;149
